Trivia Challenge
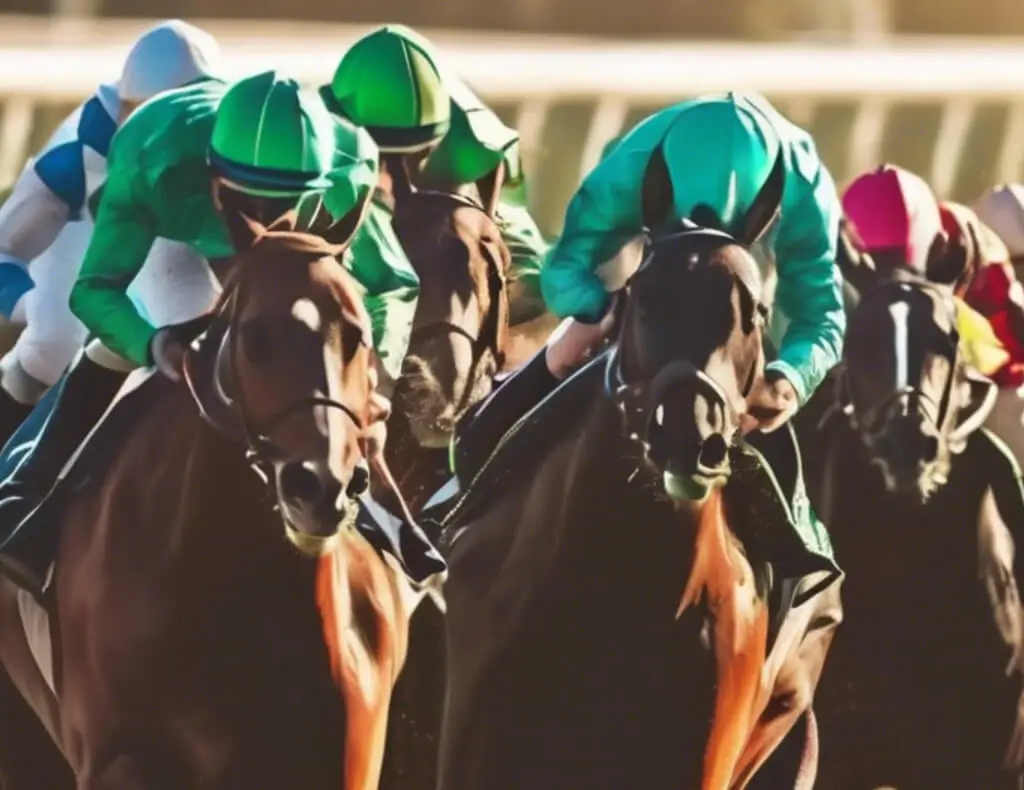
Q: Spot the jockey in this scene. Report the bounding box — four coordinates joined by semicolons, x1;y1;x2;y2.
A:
975;184;1024;270
0;70;381;588
0;20;221;432
843;166;1012;380
319;24;447;392
418;67;549;325
841;163;946;282
321;24;549;330
450;92;845;500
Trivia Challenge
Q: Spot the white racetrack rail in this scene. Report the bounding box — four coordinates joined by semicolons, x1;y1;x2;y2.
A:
0;15;1022;218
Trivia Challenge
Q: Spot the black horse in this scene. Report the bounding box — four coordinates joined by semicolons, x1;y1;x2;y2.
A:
437;226;842;790
796;278;1024;789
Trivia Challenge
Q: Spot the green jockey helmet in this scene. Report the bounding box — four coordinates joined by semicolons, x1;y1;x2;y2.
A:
422;69;519;187
659;92;784;239
209;70;378;226
326;25;450;153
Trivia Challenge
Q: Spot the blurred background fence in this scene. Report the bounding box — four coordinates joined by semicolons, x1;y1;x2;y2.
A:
0;14;1021;237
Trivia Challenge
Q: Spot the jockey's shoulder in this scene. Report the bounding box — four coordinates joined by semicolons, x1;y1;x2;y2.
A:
110;77;229;173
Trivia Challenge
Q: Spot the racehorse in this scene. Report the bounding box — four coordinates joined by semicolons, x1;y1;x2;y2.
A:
796;278;1024;789
377;187;515;790
0;213;431;789
387;189;512;511
436;226;842;790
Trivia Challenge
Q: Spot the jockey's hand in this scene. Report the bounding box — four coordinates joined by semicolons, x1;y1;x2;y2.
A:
741;371;798;435
545;302;618;380
149;327;188;382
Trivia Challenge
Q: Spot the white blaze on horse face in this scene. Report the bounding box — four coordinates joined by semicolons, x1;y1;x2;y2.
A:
889;299;912;391
292;298;322;332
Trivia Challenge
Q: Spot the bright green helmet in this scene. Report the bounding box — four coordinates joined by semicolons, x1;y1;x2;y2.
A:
325;25;449;153
421;71;518;186
659;93;784;238
209;70;378;223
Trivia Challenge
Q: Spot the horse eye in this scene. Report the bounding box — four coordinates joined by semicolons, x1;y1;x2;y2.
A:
241;319;274;365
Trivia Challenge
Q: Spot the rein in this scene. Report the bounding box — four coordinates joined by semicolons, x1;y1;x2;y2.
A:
840;288;962;442
403;190;509;392
180;261;421;534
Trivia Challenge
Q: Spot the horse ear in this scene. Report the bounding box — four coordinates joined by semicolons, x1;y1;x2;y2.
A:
265;210;300;234
232;212;269;251
321;195;372;253
641;143;674;230
476;159;506;219
737;151;785;246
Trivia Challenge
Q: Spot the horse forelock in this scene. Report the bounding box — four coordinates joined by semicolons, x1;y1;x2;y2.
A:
217;231;373;347
622;234;759;385
845;280;956;399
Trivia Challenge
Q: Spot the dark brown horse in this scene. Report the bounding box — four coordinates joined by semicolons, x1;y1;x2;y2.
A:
0;214;430;789
796;278;1024;789
437;227;842;790
376;188;519;790
386;189;513;511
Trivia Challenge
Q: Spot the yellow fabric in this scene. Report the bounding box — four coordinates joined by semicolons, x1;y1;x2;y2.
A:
955;296;1010;376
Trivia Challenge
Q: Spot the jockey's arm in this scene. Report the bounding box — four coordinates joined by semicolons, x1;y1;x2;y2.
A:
344;203;421;384
0;163;76;320
498;201;550;325
69;170;159;369
768;148;846;405
539;155;642;324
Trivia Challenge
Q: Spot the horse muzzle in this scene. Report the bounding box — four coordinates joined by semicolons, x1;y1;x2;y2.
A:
644;362;736;501
864;413;942;498
275;459;364;556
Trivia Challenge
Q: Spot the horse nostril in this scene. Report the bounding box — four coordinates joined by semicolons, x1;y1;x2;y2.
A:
698;433;729;470
348;463;370;497
278;461;324;503
923;435;939;464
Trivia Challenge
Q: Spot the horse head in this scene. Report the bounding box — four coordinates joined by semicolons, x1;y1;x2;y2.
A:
185;211;385;554
607;227;769;502
836;278;997;500
391;190;510;448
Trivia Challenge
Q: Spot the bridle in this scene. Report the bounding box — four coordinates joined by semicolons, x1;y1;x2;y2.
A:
603;227;769;447
402;190;509;379
181;262;370;491
840;287;961;446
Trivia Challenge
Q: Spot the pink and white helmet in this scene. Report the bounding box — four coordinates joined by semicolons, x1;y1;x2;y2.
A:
841;164;944;276
117;20;222;104
973;184;1024;260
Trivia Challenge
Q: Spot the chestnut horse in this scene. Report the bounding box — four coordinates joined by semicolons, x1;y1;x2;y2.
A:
0;214;432;789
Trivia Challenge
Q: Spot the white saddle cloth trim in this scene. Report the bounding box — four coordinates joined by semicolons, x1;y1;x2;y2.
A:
12;367;157;696
16;573;54;694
